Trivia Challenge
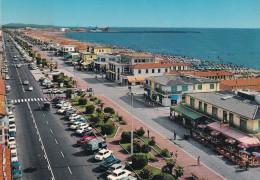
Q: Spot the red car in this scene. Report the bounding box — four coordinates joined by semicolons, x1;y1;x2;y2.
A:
77;136;96;146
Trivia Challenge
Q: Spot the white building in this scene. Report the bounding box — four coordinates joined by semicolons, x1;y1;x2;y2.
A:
60;45;75;55
94;53;121;73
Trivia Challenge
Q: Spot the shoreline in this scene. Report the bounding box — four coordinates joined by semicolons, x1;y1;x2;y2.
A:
29;29;260;74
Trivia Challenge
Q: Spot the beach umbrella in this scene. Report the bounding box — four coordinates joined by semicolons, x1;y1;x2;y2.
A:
225;139;236;144
238;144;249;149
197;124;207;129
252;152;260;157
211;131;220;136
239;150;250;155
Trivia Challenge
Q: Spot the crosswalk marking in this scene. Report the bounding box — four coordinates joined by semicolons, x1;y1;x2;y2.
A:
9;97;48;104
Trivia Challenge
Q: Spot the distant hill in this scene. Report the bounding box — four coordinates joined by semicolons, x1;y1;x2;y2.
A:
2;23;62;29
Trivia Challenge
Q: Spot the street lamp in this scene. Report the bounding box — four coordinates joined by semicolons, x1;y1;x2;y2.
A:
130;92;135;155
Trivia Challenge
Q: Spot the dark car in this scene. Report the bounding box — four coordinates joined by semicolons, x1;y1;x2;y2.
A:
99;157;121;171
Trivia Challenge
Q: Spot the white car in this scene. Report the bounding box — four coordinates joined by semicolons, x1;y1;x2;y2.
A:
52;89;58;94
28;86;33;91
76;126;92;134
56;102;70;108
4;60;7;63
8;137;16;146
56;106;72;114
69;114;81;120
6;85;11;91
11;153;18;162
23;80;29;85
5;75;10;80
70;123;88;130
107;164;125;175
107;169;131;180
10;144;17;155
95;149;113;161
17;64;21;68
9;125;16;132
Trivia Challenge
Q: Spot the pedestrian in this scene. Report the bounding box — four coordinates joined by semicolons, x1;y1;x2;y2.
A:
246;160;249;171
174;131;177;140
197;156;200;166
175;150;178;160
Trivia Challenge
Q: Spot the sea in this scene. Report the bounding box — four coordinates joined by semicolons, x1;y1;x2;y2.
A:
64;27;260;69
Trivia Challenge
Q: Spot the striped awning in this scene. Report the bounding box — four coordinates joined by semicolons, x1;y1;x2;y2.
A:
128;77;136;82
135;77;145;82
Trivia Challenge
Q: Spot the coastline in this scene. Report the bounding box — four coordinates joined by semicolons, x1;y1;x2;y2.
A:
29;29;259;75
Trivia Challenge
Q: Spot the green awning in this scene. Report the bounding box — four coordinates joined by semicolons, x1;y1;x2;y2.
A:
64;54;72;59
171;105;203;120
11;162;20;168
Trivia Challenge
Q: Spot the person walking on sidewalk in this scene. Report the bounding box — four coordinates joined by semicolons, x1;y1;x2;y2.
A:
197;156;201;166
174;131;177;140
175;150;178;160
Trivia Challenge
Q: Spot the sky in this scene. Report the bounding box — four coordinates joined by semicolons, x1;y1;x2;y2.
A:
1;0;260;28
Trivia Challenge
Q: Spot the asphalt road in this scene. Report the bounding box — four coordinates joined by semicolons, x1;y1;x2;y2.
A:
3;33;103;180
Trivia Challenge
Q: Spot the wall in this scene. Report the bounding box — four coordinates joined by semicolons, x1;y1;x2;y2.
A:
193;83;219;93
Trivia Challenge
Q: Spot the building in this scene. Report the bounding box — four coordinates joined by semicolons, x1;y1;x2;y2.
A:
184;91;260;134
60;45;75;55
80;52;97;70
86;46;112;54
59;28;70;32
168;70;234;80
220;78;260;91
145;75;219;106
107;52;156;84
0;77;7;145
94;53;121;73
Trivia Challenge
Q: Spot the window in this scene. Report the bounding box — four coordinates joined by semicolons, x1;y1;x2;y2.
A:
198;84;202;90
150;59;153;62
210;84;215;89
204;103;207;113
134;59;137;63
165;69;168;72
223;111;227;121
171;86;177;93
182;85;188;91
152;69;155;73
158;69;161;73
199;101;202;111
146;69;149;73
240;118;247;131
190;98;195;108
212;107;218;117
138;69;141;74
229;113;234;124
159;84;162;90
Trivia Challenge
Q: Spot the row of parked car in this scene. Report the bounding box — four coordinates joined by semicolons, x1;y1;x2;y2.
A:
6;100;22;177
52;96;136;180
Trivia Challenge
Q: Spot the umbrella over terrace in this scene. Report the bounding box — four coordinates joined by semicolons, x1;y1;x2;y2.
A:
239;150;250;155
197;124;207;129
225;139;236;144
211;131;220;136
238;144;249;149
252;152;260;157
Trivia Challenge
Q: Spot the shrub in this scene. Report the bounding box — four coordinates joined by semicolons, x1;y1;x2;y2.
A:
136;127;145;137
104;107;115;114
66;89;73;99
166;158;176;174
149;136;156;146
133;139;141;153
103;113;110;123
121;131;131;143
85;105;95;114
141;144;151;154
96;108;102;114
78;91;86;98
174;165;184;179
97;99;102;104
90;115;99;125
78;98;87;105
118;116;123;121
101;124;115;135
131;153;148;170
161;148;170;157
89;93;92;97
140;167;154;179
161;165;171;174
149;156;159;162
152;173;175;180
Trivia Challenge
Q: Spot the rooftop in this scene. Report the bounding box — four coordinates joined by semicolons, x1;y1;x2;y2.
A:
147;75;218;86
130;63;173;69
120;52;154;57
220;78;260;86
0;78;6;96
168;70;234;76
188;92;260;120
0;95;6;116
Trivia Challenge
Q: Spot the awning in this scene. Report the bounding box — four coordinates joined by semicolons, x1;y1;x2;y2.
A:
128;77;136;83
135;77;145;82
107;70;116;74
207;122;260;147
171;105;203;120
64;54;72;59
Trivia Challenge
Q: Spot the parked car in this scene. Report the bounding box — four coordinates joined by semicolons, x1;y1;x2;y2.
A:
28;86;33;91
107;164;125;175
77;136;96;146
11;153;18;163
69;122;86;130
69;118;85;124
95;149;113;161
82;130;95;137
76;126;92;134
69;114;81;120
56;106;73;114
9;124;17;132
6;85;11;92
107;169;131;180
9;131;16;137
56;102;70;109
99;157;121;171
5;75;10;80
120;176;137;180
8;137;16;146
10;145;17;155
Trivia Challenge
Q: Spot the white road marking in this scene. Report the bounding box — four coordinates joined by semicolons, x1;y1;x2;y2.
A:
50;129;53;134
67;167;72;174
17;99;20;103
60;151;64;158
14;100;17;103
34;98;37;101
55;139;58;144
21;99;24;102
40;98;44;101
31;98;34;101
11;100;13;104
24;99;27;102
37;98;40;101
28;99;30;102
46;121;48;124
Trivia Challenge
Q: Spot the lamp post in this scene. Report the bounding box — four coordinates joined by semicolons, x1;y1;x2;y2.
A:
131;92;134;155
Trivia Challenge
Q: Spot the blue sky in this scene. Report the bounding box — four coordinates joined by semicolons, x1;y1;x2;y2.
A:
1;0;260;28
